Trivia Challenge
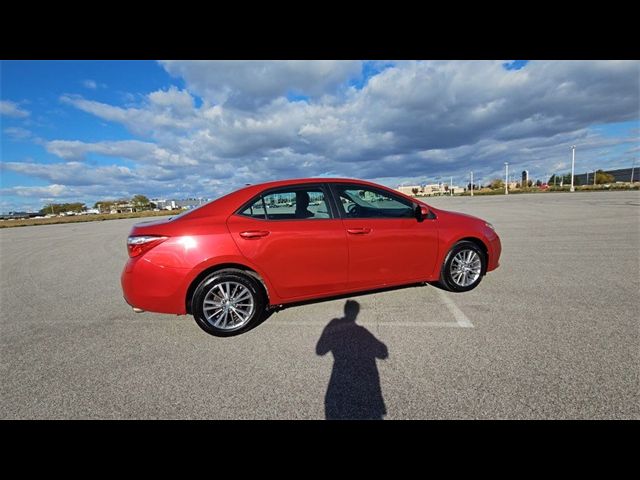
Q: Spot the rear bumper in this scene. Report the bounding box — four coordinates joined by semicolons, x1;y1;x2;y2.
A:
121;257;189;315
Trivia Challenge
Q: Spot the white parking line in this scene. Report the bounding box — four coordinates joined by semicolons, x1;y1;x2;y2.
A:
265;321;466;327
265;287;474;328
435;288;474;328
264;288;474;328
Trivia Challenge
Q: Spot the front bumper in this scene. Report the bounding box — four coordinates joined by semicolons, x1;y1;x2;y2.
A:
486;234;502;272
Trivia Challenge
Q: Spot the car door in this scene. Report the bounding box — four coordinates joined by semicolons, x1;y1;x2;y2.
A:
329;183;439;290
226;184;349;300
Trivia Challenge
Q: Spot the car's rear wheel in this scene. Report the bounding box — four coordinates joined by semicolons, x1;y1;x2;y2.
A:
191;269;266;337
439;241;486;292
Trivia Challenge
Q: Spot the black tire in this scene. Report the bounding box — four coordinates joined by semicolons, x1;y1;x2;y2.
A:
439;240;486;293
191;269;267;337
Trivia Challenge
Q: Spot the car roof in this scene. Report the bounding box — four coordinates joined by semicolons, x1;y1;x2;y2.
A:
243;177;381;189
221;177;385;200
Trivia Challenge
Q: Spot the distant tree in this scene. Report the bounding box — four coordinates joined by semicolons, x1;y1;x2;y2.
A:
552;173;573;186
490;178;504;190
39;203;85;215
595;170;615;184
466;183;478;191
527;180;533;187
411;187;419;195
39;204;55;215
535;180;542;187
131;195;151;208
94;201;115;213
548;174;572;186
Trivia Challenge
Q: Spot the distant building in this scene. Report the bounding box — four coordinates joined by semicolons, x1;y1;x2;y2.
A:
110;203;137;214
424;183;461;196
396;185;422;197
397;183;463;197
0;211;39;220
422;184;442;196
152;198;207;210
574;167;637;185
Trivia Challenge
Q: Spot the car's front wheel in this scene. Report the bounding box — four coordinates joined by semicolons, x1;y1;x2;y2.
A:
191;269;266;337
439;241;486;292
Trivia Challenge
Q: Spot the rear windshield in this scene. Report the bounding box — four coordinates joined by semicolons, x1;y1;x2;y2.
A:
169;202;211;220
168;185;253;220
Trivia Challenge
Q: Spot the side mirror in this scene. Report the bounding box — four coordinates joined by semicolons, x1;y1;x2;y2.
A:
415;205;430;222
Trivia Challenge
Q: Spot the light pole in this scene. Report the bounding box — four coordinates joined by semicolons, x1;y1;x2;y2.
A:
570;145;576;192
593;169;596;186
504;162;509;195
450;176;453;196
470;171;474;197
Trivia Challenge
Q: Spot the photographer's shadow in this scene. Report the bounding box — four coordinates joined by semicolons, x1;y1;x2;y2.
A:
315;300;388;420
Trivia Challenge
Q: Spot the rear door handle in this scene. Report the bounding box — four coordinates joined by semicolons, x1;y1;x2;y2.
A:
239;230;270;239
346;228;372;235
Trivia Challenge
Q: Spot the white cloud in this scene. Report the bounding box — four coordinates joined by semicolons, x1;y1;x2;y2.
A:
3;127;33;140
60;89;198;136
44;139;198;166
0;161;208;205
1;100;30;118
83;79;98;89
160;60;362;108
6;60;639;210
2;162;134;186
148;86;195;116
1;184;68;197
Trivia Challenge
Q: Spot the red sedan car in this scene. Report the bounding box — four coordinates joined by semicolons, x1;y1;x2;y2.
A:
121;178;501;336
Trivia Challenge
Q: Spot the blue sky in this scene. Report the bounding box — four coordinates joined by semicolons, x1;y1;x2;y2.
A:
1;60;638;212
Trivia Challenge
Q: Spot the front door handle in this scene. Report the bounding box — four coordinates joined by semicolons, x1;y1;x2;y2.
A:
346;228;372;235
239;230;270;239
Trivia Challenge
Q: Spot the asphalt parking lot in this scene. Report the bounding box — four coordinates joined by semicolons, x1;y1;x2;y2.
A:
1;191;638;419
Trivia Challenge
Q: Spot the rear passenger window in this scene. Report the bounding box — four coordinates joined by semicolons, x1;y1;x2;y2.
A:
239;198;267;219
239;188;332;220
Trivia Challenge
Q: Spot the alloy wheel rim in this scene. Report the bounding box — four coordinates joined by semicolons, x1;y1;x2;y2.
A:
203;281;255;330
450;249;482;287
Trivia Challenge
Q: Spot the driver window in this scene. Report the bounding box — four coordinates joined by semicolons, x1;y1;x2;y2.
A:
336;186;414;219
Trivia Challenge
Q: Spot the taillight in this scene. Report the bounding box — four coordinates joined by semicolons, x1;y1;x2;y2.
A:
127;236;168;258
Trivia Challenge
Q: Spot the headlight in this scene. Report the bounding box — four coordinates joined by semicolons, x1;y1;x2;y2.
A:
485;222;495;231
